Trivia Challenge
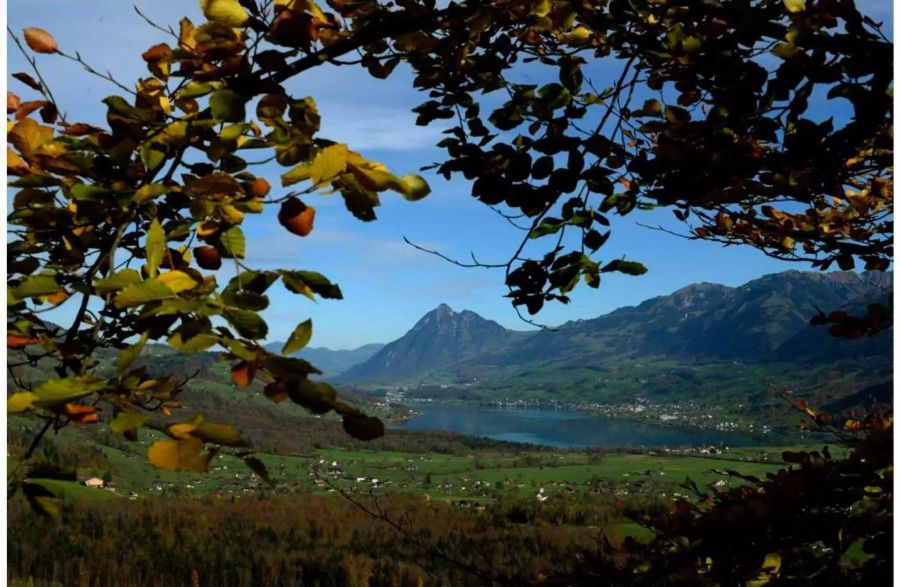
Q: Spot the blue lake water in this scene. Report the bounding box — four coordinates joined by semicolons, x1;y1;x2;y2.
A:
390;402;771;448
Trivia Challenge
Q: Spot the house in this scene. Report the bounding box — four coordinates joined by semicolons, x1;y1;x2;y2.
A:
83;477;104;489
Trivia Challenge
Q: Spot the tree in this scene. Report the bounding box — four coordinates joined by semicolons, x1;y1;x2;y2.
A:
7;0;891;509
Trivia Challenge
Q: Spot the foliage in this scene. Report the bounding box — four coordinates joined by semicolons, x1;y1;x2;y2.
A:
573;401;893;585
6;0;892;544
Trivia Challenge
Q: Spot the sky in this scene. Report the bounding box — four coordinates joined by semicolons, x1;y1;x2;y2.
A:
6;0;894;348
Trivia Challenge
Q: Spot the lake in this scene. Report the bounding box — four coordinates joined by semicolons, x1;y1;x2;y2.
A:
390;402;771;448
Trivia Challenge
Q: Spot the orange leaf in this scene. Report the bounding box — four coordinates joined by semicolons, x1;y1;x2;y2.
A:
23;27;58;53
230;360;257;387
64;403;98;424
278;197;315;237
248;177;270;197
7;333;37;348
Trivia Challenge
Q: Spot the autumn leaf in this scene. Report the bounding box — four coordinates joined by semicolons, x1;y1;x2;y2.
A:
199;0;250;26
147;438;209;472
278;197;315;236
310;144;349;185
63;403;98;424
7;91;20;114
194;245;222;270
23;27;58;53
230;360;257;387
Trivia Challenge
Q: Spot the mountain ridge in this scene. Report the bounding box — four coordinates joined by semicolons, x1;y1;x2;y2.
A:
336;271;892;396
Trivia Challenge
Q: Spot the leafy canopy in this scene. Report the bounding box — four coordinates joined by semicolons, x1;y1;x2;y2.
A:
7;0;892;507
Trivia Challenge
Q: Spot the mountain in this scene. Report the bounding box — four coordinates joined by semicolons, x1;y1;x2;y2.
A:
339;304;525;381
263;342;385;377
515;270;892;364
337;271;892;403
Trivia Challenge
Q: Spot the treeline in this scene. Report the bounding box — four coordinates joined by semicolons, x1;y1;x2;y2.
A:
7;493;653;587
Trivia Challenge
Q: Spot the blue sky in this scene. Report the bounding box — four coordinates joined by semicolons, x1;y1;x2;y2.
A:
7;1;893;348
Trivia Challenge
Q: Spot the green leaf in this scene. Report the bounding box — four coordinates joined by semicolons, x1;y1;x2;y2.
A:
395;174;431;201
12;275;60;300
783;0;805;12
114;279;173;308
178;80;222;99
282;319;313;355
278;270;343;300
601;259;648;276
219;225;246;259
116;331;149;374
220;123;248;141
71;183;111;201
94;269;142;294
224;308;268;339
209;89;246;122
287;378;336;414
342;415;385;441
146;218;166;278
140;142;166;171
33;376;105;409
243;456;274;486
8;391;38;414
23;481;62;519
109;411;150;437
168;331;219;353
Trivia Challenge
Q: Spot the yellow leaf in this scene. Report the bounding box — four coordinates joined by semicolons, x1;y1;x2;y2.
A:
147;438;208;472
281;163;311;187
158;270;199;293
146;218;166;278
783;0;805;12
8;391;38;414
199;0;250;26
134;184;168;204
531;0;552;17
167;414;204;439
310;144;349;186
7;148;28;173
8;118;54;158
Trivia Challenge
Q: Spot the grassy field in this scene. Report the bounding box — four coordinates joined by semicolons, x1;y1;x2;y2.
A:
13;418;795;503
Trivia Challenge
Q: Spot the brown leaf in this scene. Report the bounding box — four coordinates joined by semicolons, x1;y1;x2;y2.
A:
23;27;58;53
39;103;58;124
16;100;49;120
12;72;42;91
7;92;21;114
194;245;222;270
62;122;104;136
141;43;172;62
278;197;315;237
264;381;288;403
